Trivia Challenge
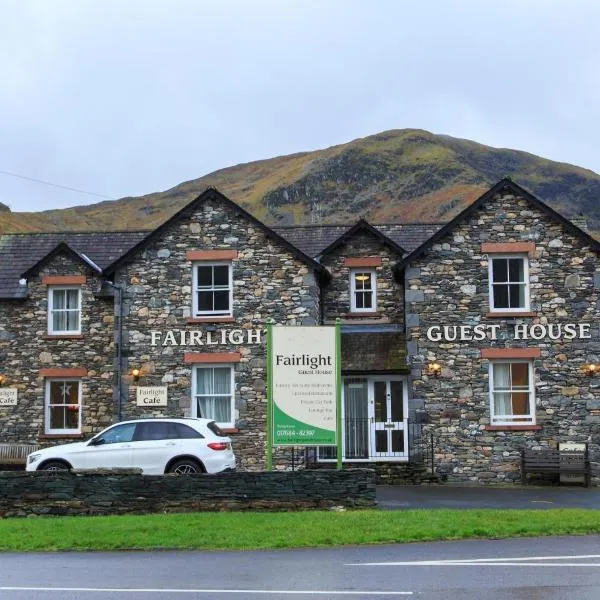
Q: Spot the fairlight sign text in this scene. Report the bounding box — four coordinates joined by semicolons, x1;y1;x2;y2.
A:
150;329;263;346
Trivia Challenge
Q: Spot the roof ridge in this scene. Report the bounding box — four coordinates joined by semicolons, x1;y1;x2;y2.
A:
0;229;152;236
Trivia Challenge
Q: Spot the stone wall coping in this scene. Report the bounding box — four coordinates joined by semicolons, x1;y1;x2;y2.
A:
185;250;238;261
41;275;87;285
184;352;241;364
480;348;541;359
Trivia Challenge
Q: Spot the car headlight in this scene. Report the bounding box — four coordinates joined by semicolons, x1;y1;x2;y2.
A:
28;453;42;464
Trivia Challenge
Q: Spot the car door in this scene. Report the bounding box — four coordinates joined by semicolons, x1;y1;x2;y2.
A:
131;422;180;474
73;422;138;469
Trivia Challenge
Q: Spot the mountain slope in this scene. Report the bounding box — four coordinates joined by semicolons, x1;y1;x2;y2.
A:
1;129;599;233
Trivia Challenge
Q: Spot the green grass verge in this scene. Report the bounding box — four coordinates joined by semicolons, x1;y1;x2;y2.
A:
1;509;600;552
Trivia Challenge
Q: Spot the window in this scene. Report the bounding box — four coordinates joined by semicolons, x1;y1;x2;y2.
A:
489;255;529;312
193;365;234;427
48;287;81;334
95;422;137;444
489;361;535;425
350;270;376;312
134;421;202;441
45;379;82;434
192;262;232;317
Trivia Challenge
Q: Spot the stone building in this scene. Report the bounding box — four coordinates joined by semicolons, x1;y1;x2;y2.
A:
0;179;599;483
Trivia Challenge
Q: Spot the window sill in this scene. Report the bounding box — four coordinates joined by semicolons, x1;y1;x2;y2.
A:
485;312;536;318
42;334;84;340
484;425;541;431
220;428;240;434
345;312;382;318
39;433;85;439
186;317;235;324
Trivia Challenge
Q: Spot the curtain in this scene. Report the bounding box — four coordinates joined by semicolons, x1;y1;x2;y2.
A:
196;367;231;423
492;363;512;418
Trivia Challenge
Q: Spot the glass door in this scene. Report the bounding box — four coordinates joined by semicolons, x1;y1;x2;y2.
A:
370;378;408;459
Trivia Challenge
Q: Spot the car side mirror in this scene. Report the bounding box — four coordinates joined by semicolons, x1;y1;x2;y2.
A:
89;437;105;446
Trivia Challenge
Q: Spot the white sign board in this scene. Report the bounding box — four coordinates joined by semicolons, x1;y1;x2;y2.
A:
136;386;168;407
0;388;17;406
271;326;337;446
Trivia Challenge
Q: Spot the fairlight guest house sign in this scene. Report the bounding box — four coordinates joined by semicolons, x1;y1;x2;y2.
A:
269;326;339;447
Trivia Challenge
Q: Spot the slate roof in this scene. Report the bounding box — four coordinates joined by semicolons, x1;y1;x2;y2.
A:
272;223;444;257
0;231;149;298
0;221;444;299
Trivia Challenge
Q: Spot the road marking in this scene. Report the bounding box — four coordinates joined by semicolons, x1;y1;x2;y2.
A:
347;553;600;567
0;587;412;596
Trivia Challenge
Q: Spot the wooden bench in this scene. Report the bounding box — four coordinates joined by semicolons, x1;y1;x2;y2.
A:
521;446;591;487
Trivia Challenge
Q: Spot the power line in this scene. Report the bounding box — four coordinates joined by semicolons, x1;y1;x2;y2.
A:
0;169;114;200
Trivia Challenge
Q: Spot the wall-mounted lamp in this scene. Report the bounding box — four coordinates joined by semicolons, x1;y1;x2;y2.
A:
0;375;5;386
131;368;141;383
583;363;599;376
427;363;442;377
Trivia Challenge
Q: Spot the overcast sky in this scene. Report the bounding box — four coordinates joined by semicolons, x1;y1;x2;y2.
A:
1;0;598;212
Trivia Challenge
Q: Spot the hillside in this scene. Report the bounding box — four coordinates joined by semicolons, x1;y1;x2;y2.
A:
1;129;599;233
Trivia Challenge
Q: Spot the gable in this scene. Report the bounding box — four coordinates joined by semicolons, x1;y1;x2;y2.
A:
103;188;327;277
396;178;600;271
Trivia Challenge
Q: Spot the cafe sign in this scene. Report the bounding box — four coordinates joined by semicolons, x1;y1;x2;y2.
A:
136;386;168;407
0;388;17;406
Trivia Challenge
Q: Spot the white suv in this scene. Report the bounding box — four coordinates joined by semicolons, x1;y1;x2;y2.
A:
26;418;236;475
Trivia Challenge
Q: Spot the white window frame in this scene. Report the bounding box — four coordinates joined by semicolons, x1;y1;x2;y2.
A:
44;378;82;434
192;262;233;317
191;364;235;428
488;254;530;313
488;360;535;426
48;286;82;335
350;269;377;313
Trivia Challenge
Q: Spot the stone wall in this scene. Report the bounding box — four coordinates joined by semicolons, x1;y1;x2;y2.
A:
320;231;404;325
0;469;376;517
406;189;600;484
0;253;114;445
113;198;322;471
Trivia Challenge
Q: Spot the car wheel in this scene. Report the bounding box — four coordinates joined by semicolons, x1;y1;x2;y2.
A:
166;458;203;475
40;460;70;472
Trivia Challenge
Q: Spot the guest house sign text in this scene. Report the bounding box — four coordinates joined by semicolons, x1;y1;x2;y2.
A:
427;323;592;342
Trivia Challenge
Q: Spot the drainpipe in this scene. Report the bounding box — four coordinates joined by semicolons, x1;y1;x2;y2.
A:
105;281;124;422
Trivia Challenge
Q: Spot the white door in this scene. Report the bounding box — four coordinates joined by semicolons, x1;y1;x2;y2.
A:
369;378;408;459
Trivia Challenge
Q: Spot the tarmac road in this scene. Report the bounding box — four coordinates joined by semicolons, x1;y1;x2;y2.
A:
1;535;600;599
376;483;600;510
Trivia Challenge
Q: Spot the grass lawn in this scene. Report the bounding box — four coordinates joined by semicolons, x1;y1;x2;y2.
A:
1;508;600;552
